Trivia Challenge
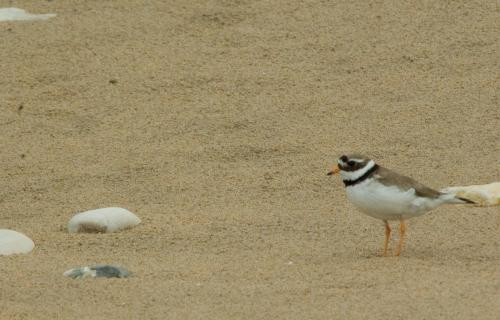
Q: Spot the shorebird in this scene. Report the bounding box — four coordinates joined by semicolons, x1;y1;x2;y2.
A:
328;154;474;256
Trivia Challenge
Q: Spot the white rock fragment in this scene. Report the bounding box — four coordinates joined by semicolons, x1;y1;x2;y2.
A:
64;265;130;279
0;229;34;255
442;182;500;207
0;8;56;22
68;207;141;233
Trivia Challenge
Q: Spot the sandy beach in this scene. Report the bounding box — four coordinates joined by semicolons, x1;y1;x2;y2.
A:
1;0;499;319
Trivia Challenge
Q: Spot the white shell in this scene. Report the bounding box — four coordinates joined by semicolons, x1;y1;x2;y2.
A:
0;8;56;21
442;182;500;207
68;207;141;233
0;229;34;255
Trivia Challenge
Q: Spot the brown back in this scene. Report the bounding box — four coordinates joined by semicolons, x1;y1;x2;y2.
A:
374;166;442;199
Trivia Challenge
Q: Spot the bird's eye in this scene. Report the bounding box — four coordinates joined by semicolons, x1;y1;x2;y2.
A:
347;160;356;166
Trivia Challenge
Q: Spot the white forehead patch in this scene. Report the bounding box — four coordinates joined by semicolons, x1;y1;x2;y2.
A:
338;158;365;166
349;158;365;163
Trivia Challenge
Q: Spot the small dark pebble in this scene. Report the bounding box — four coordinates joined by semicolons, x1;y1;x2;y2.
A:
109;79;118;84
18;104;24;111
20;154;25;159
64;265;130;279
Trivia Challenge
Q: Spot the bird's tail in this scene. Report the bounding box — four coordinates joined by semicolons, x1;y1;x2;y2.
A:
439;192;476;205
441;183;500;207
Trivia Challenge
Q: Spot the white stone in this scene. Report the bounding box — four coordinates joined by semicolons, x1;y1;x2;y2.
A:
68;207;141;233
0;8;56;21
0;229;34;255
442;182;500;207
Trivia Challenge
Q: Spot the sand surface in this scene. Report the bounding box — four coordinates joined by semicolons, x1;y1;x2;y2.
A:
1;0;499;319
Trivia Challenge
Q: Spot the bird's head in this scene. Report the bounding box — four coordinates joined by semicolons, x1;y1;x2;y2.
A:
327;154;376;181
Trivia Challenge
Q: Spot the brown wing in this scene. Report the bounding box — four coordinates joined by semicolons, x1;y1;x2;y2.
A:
375;166;442;199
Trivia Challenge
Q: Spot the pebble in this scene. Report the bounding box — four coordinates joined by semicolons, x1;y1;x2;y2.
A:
0;229;34;255
0;8;56;21
64;265;130;279
68;207;141;233
442;182;500;207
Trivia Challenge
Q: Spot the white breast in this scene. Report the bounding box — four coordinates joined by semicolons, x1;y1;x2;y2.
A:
345;179;444;220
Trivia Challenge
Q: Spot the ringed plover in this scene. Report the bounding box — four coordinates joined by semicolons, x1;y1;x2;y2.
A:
328;154;474;256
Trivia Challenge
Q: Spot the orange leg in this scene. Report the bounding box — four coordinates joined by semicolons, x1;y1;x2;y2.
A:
395;220;406;256
383;220;391;257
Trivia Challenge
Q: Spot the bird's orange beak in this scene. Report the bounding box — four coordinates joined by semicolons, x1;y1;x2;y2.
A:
327;164;340;176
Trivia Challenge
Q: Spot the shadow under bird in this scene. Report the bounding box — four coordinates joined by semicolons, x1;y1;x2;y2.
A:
328;154;474;256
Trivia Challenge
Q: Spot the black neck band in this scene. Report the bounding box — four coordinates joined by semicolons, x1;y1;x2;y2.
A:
343;164;379;187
